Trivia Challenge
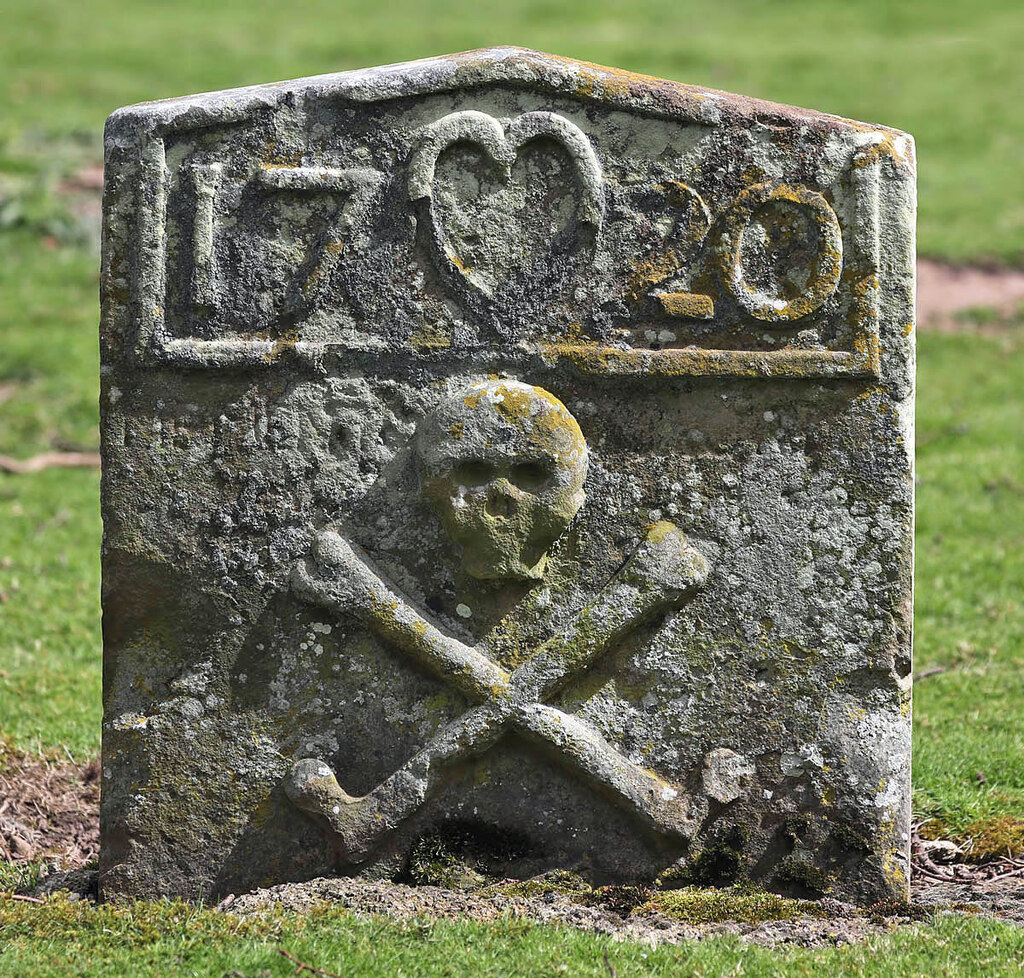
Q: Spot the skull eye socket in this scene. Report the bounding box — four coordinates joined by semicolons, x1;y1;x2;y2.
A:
451;460;495;487
509;460;553;492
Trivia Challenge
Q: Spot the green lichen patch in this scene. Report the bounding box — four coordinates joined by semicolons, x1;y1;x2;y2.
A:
963;817;1024;861
643;885;829;925
481;869;593;900
772;856;837;897
663;825;751;887
479;875;836;928
861;898;930;924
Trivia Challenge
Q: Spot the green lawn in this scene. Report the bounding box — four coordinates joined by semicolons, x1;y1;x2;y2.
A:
2;896;1024;977
0;232;100;759
0;0;1022;264
2;0;1024;972
914;327;1024;842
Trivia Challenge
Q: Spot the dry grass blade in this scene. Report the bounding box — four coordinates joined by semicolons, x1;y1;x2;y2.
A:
0;451;100;474
278;948;345;977
913;666;948;682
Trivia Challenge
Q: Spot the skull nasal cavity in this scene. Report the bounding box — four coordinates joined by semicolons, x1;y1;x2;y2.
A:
485;486;517;519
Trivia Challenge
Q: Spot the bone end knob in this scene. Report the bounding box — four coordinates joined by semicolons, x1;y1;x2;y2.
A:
312;529;351;571
284;758;359;814
626;520;711;596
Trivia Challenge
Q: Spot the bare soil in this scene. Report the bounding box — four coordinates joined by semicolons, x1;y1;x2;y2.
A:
918;258;1024;330
226;876;905;948
221;858;1024;948
0;745;99;868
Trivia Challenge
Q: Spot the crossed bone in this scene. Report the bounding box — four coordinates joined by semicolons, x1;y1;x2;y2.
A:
285;522;711;862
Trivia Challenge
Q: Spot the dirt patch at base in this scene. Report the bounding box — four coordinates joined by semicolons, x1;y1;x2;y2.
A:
2;746;1022;948
220;872;1024;948
0;745;99;867
226;876;909;949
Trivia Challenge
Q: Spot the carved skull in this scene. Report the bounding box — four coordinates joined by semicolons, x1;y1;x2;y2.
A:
417;380;589;581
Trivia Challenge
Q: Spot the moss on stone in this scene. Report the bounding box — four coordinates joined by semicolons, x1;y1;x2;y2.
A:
400;822;533;889
828;819;873;853
644;884;829;925
403;837;487;890
773;856;836;897
483;870;593;899
671;826;749;886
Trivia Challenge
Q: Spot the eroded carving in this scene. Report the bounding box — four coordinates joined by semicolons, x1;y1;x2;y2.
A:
416;380;588;581
719;182;843;323
408;110;603;319
286;519;712;861
141;158;383;364
133;120;881;375
189;162;223;307
630;181;716;321
251;164;384;318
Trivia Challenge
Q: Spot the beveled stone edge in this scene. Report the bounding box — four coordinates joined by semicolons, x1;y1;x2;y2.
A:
104;46;914;143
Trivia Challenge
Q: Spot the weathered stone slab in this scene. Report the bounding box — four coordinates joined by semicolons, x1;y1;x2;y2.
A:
99;48;916;903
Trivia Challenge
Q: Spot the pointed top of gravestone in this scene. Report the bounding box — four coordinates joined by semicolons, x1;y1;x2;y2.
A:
108;47;911;143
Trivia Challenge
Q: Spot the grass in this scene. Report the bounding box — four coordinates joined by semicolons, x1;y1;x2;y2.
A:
2;895;1024;977
0;861;46;895
912;327;1024;839
2;0;1024;972
0;231;100;758
0;0;1022;264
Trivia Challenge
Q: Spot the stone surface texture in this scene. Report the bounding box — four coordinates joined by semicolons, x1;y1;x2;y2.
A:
99;48;916;904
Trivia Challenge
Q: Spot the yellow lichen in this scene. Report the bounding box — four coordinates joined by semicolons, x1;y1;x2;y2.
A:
659;292;715;319
646;520;680;545
626;252;684;302
408;322;453;352
852;133;912;172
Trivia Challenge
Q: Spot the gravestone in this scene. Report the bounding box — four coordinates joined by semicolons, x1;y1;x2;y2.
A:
99;48;916;903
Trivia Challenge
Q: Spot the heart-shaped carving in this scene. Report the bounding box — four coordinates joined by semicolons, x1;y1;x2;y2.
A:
409;110;603;314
